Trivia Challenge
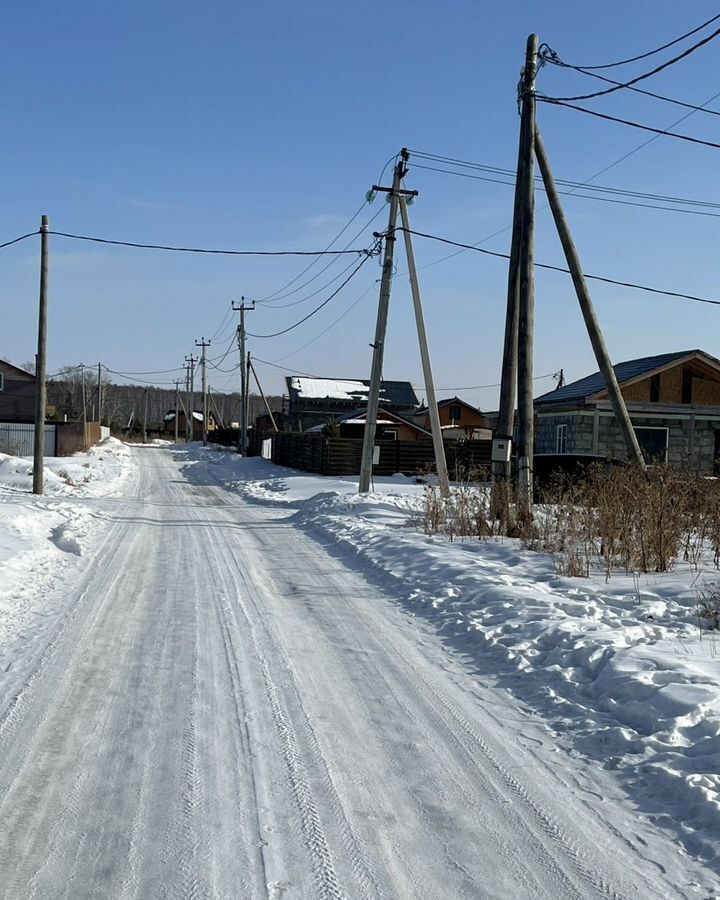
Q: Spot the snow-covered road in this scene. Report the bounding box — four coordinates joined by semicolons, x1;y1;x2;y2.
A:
0;446;715;899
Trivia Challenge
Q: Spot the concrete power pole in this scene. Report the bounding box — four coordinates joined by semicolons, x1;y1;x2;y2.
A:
516;33;539;519
195;338;210;446
97;362;103;425
359;158;405;494
32;215;49;496
185;354;196;442
398;195;450;498
232;298;254;455
80;363;87;446
173;379;181;443
534;127;645;468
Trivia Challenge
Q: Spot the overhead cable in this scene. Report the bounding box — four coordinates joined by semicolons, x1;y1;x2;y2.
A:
399;227;720;307
246;241;380;339
48;230;370;257
539;98;720;149
539;13;720;70
0;231;39;250
539;22;720;101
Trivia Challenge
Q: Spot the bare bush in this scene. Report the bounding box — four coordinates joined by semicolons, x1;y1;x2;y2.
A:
418;462;720;579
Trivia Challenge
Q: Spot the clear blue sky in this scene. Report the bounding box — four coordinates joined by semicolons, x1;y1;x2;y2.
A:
3;1;720;407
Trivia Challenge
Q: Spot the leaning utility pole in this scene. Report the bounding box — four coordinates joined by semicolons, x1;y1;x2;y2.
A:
185;354;196;442
359;157;406;494
534;127;645;468
232;297;254;455
248;355;278;433
245;353;252;451
195;338;210;446
516;33;539;518
173;379;181;442
32;215;49;496
398;194;450;498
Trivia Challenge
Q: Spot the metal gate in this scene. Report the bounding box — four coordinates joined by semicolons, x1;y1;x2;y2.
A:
0;423;56;457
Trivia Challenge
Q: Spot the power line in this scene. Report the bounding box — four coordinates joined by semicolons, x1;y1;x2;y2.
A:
103;364;185;376
547;67;720;117
0;231;38;250
539;98;720;150
257;199;370;303
246;242;380;339
48;230;370;257
410;161;720;219
257;204;386;307
539;13;720;71
399;227;720;307
539;21;720;101
409;150;720;208
270;281;377;362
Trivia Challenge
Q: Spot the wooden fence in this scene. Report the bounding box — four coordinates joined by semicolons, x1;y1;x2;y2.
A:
271;433;492;478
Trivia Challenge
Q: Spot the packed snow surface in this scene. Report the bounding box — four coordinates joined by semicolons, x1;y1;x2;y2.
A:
0;443;718;898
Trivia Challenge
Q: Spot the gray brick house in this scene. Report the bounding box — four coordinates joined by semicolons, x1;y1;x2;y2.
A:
534;350;720;473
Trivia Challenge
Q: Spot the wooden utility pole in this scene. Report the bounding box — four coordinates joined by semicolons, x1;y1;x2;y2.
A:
245;354;252;451
185;354;195;444
492;105;528;500
232;298;254;455
248;355;278;432
208;389;225;429
195;338;210;446
80;363;87;445
185;354;196;442
398;195;450;497
173;379;181;442
516;33;539;518
32;215;49;495
534;127;646;468
97;362;103;425
359;157;408;493
142;387;149;444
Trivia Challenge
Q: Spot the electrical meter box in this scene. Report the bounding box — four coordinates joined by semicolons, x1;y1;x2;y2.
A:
491;437;512;463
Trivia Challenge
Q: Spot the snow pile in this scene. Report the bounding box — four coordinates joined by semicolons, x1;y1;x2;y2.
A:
0;438;137;651
184;449;720;869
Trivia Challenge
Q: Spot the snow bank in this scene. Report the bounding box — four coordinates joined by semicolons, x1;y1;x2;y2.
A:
0;438;137;651
183;449;720;869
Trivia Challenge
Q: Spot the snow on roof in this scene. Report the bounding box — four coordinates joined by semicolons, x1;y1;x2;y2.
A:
290;377;373;400
343;417;395;425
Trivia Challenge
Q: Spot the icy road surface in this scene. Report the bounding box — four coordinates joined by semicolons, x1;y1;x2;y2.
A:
0;447;714;899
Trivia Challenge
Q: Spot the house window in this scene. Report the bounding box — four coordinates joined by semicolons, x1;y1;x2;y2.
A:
381;428;398;441
0;373;4;391
556;423;567;454
634;426;669;464
449;405;462;422
650;374;660;403
682;369;693;405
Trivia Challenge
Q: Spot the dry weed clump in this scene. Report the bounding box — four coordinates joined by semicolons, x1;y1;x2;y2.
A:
419;461;720;579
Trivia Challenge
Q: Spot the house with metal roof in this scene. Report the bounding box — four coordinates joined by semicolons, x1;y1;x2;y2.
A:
534;349;720;471
285;376;419;432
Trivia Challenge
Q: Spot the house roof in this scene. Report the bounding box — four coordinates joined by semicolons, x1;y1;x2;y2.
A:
534;350;713;407
334;406;431;435
286;376;418;407
0;359;36;380
415;396;484;416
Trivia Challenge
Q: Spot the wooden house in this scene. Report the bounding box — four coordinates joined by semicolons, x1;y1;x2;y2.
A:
162;409;216;441
0;360;36;423
534;349;720;471
307;407;431;441
413;396;491;440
